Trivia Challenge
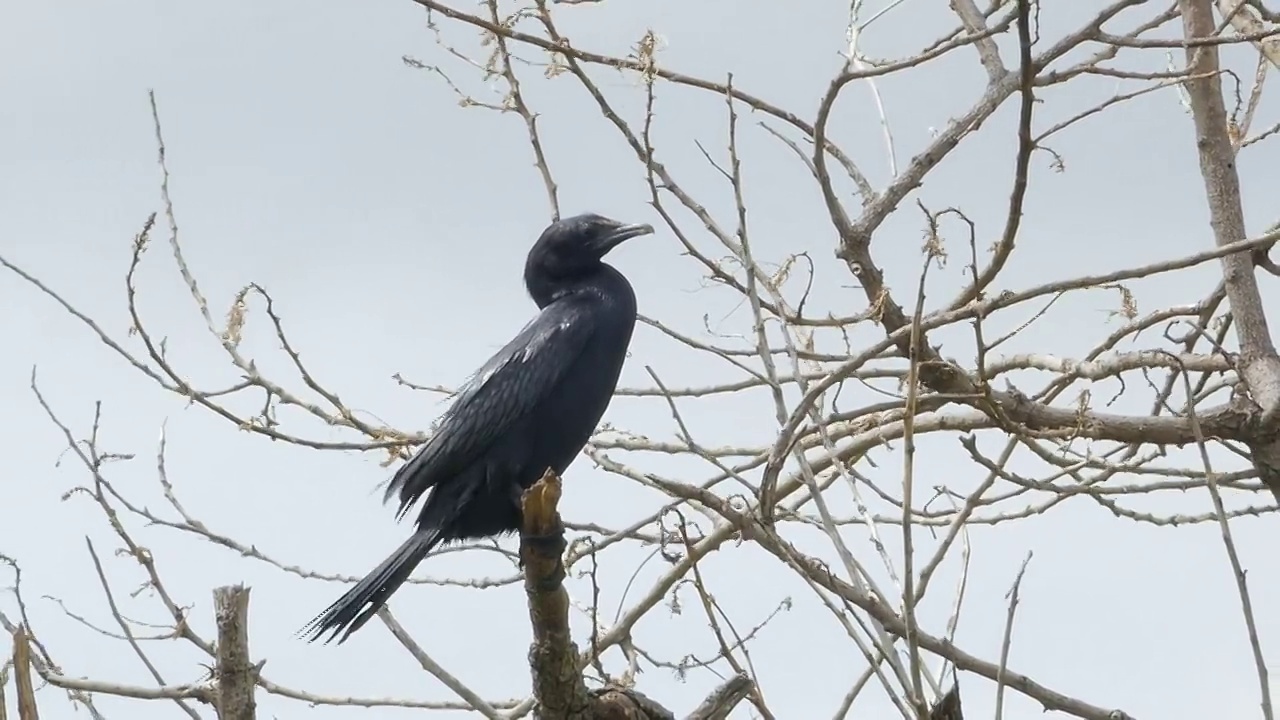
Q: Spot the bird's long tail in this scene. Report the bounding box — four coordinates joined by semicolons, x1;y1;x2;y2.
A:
300;529;441;644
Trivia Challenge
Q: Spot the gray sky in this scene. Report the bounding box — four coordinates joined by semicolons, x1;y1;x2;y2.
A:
3;1;1279;718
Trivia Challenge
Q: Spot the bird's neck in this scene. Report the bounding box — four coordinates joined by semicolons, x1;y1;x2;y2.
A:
526;263;635;311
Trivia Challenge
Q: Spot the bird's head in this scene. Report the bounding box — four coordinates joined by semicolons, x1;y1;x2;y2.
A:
526;213;654;281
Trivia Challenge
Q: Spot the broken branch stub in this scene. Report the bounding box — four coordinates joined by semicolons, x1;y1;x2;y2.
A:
12;626;39;720
518;470;754;720
213;585;257;720
521;468;593;718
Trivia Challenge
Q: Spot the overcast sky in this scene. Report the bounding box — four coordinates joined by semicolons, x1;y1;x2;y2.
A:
4;1;1280;719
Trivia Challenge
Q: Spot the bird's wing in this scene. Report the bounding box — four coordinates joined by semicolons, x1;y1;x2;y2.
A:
383;298;599;517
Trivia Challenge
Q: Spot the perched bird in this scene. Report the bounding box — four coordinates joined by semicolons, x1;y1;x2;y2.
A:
302;213;653;644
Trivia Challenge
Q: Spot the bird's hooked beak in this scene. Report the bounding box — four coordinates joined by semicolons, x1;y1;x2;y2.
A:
597;222;654;254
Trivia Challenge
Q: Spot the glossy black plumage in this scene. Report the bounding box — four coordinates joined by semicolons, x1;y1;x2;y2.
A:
302;213;652;644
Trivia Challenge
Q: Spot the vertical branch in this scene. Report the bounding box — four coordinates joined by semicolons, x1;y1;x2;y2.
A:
521;470;710;719
843;0;899;177
994;553;1033;720
521;469;592;717
11;628;37;720
213;585;256;720
1175;356;1273;720
1179;0;1272;356
1178;0;1280;499
721;75;920;704
901;259;928;714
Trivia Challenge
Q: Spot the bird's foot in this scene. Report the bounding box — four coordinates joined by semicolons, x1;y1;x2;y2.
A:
519;531;567;590
521;530;566;557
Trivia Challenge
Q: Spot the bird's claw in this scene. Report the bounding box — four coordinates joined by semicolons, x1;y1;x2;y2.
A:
520;530;567;558
519;531;568;589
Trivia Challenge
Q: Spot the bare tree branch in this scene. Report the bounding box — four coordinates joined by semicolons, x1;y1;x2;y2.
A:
9;2;1280;719
521;469;593;718
1179;0;1280;500
682;674;752;720
12;628;39;720
213;586;258;720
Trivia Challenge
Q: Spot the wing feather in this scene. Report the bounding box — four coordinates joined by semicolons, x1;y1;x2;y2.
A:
383;300;598;517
